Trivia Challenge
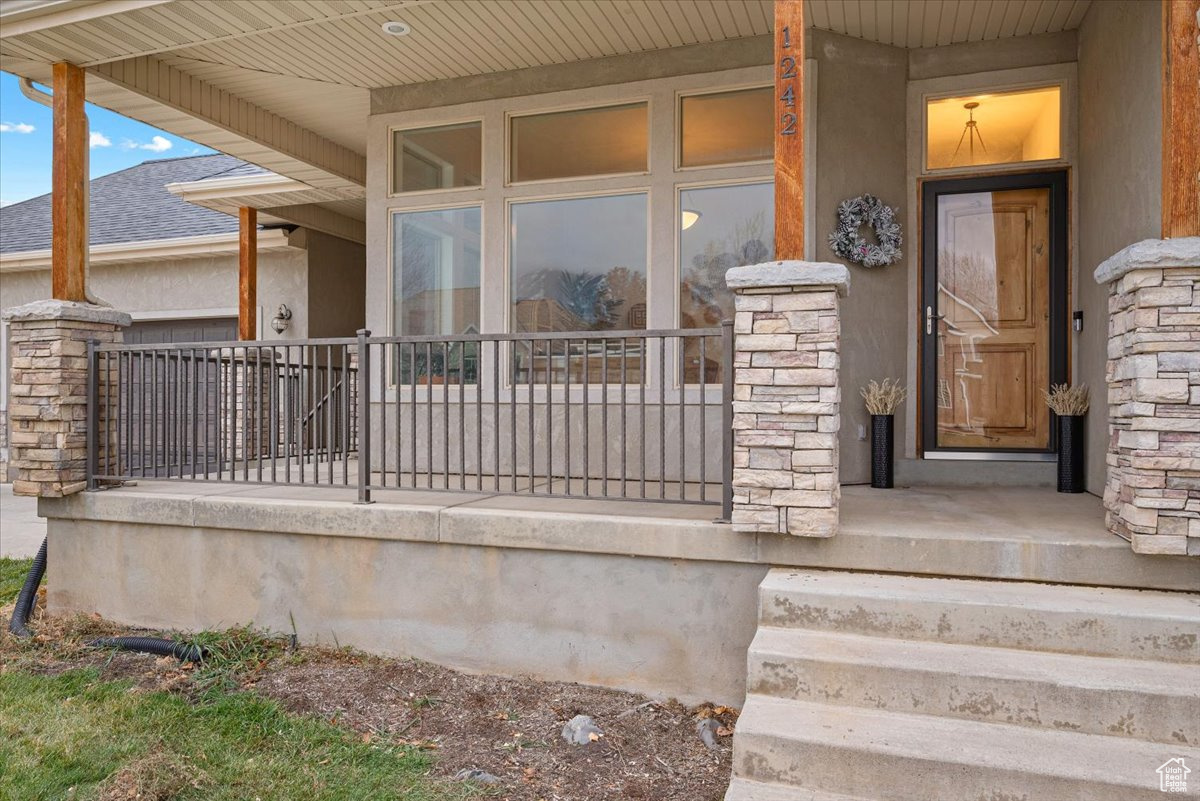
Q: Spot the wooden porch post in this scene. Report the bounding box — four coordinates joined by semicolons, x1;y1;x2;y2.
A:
774;0;805;259
238;206;257;340
1162;0;1200;238
51;62;87;302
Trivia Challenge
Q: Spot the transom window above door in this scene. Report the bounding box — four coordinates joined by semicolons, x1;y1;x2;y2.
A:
925;86;1061;171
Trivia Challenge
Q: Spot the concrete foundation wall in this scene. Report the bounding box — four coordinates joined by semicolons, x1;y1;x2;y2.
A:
45;501;765;705
1077;1;1163;495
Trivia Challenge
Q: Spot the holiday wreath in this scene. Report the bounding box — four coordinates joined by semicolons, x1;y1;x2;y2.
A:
828;194;903;268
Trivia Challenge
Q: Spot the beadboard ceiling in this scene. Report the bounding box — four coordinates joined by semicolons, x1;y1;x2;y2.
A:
0;0;1094;190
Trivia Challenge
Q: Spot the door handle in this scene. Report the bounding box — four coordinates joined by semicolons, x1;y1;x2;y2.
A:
925;306;945;336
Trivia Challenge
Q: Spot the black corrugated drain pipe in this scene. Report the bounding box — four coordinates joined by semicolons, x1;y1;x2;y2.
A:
7;537;204;663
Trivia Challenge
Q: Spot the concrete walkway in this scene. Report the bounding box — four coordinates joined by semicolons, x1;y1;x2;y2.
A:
1;484;45;558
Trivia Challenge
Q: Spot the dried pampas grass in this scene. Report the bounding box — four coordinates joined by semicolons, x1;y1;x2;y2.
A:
861;378;907;415
1043;383;1089;416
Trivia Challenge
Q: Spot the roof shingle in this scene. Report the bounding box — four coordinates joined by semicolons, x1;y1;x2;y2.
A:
0;154;269;255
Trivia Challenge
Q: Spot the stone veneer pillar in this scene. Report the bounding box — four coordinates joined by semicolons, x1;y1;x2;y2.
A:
1094;237;1200;557
725;260;850;537
2;300;130;497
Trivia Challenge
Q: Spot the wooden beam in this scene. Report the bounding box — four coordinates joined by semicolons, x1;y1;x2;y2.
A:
51;61;87;302
774;0;805;260
238;207;257;340
1162;0;1200;238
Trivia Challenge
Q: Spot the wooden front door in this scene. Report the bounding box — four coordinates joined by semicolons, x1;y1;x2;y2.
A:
921;171;1067;454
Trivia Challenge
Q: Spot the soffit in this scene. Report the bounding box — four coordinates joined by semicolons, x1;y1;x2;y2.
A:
809;0;1091;49
154;54;369;153
0;1;1092;190
1;1;776;87
1;1;1091;81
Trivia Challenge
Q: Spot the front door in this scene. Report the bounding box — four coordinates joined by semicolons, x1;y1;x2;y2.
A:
920;171;1067;456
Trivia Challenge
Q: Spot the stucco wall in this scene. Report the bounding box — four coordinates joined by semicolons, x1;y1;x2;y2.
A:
301;229;366;338
0;242;314;480
1076;1;1162;494
811;31;909;484
0;248;309;332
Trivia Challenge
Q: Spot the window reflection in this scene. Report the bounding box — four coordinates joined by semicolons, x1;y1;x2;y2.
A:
680;182;773;328
679;182;773;383
510;194;647;383
391;122;482;194
393;206;481;383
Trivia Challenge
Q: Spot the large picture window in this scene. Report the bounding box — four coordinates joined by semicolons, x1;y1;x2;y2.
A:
392;206;481;337
679;182;774;330
510;193;648;334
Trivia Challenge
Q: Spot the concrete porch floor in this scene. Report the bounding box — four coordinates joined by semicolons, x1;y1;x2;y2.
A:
46;478;1199;592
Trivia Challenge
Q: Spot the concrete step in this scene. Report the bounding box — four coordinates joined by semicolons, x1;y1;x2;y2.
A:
894;457;1055;488
747;626;1200;745
733;695;1200;801
760;569;1200;663
725;777;871;801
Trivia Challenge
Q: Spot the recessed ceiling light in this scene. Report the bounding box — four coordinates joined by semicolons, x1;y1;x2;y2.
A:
381;21;411;36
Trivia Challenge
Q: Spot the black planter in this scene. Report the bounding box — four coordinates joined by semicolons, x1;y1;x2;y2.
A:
1057;414;1086;493
870;414;895;489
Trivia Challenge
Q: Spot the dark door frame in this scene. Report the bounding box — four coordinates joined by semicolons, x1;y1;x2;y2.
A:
919;169;1069;456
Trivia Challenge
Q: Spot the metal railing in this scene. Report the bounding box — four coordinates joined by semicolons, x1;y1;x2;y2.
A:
88;339;358;486
88;326;733;517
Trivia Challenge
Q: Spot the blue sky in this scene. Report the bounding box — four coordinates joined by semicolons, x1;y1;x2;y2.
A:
0;71;214;207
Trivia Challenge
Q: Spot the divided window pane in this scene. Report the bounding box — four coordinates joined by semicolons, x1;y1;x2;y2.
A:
392;206;481;337
510;103;648;182
391;122;482;194
680;87;773;168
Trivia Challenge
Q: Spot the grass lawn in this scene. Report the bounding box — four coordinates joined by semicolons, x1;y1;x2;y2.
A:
0;584;475;801
0;557;33;606
0;566;731;800
0;666;478;801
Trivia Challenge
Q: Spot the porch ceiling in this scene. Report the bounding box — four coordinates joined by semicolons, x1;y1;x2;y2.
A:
0;0;1092;190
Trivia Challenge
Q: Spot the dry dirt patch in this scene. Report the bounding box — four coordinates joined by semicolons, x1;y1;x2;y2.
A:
1;602;735;801
254;654;735;801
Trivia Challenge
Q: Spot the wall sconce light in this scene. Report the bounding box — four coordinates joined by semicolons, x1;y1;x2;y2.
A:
271;304;292;334
681;209;702;230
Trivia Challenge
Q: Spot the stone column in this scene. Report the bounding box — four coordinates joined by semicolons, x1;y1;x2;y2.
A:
725;260;849;537
2;300;130;497
1095;237;1200;557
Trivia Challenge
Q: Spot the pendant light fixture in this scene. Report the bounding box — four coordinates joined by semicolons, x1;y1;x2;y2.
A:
952;101;987;164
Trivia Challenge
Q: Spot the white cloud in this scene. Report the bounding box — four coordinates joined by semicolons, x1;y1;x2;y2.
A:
0;199;12;208
140;135;172;153
89;131;112;148
121;135;174;153
0;122;36;134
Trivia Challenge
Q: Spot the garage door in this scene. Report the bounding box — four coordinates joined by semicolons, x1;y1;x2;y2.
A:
122;317;237;476
124;317;237;345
